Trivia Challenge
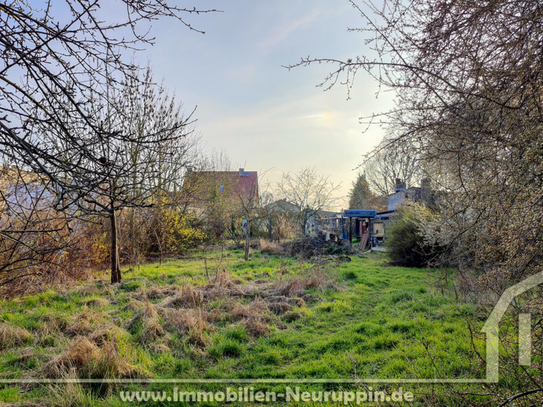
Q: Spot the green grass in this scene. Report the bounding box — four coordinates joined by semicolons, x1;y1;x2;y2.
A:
0;249;497;405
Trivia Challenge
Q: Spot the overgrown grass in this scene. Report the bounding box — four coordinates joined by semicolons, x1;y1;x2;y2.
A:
0;249;501;405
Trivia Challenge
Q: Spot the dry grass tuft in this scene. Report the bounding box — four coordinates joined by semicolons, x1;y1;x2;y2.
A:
274;268;338;297
230;299;268;322
283;311;305;322
138;317;165;345
0;323;33;349
84;297;109;308
274;279;305;297
149;343;171;354
146;285;182;300
163;308;204;333
37;314;69;336
65;310;103;337
48;368;92;407
43;336;144;380
259;239;282;255
43;336;100;378
3;401;49;407
267;295;306;307
267;301;292;315
161;307;210;347
72;284;100;297
159;285;206;308
87;324;129;346
242;319;268;337
91;341;145;379
14;346;45;367
186;316;210;348
142;299;158;319
228;299;272;337
122;299;147;313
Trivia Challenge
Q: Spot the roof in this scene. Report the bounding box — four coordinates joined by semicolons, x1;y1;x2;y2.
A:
266;199;299;213
182;168;258;203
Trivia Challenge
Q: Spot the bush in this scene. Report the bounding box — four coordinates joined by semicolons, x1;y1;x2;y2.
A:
386;203;438;267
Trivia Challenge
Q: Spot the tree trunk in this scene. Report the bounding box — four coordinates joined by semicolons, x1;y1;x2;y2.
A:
110;209;121;283
268;214;273;240
244;220;251;261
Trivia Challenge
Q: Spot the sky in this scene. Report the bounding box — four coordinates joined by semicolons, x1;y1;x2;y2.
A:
120;1;394;209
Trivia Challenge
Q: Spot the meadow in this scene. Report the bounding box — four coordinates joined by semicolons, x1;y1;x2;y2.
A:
0;248;491;406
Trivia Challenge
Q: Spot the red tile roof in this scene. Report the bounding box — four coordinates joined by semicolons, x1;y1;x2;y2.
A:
182;169;258;203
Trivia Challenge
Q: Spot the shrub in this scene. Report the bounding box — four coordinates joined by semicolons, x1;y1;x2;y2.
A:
386;203;439;267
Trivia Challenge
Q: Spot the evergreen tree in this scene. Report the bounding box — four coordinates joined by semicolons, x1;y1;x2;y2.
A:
348;173;386;210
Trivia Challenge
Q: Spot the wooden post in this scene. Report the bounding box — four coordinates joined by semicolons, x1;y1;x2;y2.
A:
349;217;352;251
369;218;373;249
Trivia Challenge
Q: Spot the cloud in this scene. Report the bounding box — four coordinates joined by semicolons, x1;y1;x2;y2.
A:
258;9;321;50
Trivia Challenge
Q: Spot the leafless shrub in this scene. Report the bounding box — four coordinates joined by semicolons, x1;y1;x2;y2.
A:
282;236;329;259
259;239;282;255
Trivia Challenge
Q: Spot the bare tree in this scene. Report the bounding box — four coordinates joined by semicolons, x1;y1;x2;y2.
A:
363;144;420;197
75;66;195;283
276;167;340;235
0;1;216;283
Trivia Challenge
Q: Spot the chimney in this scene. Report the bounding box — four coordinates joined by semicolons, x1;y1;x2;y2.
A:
421;178;431;201
239;168;244;176
395;178;406;192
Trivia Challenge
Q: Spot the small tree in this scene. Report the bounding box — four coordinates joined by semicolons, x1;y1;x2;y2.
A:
277;167;340;235
45;67;196;283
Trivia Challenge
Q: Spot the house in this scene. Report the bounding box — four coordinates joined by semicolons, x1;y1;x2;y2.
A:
387;178;432;211
0;167;55;214
265;199;298;214
182;168;259;211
